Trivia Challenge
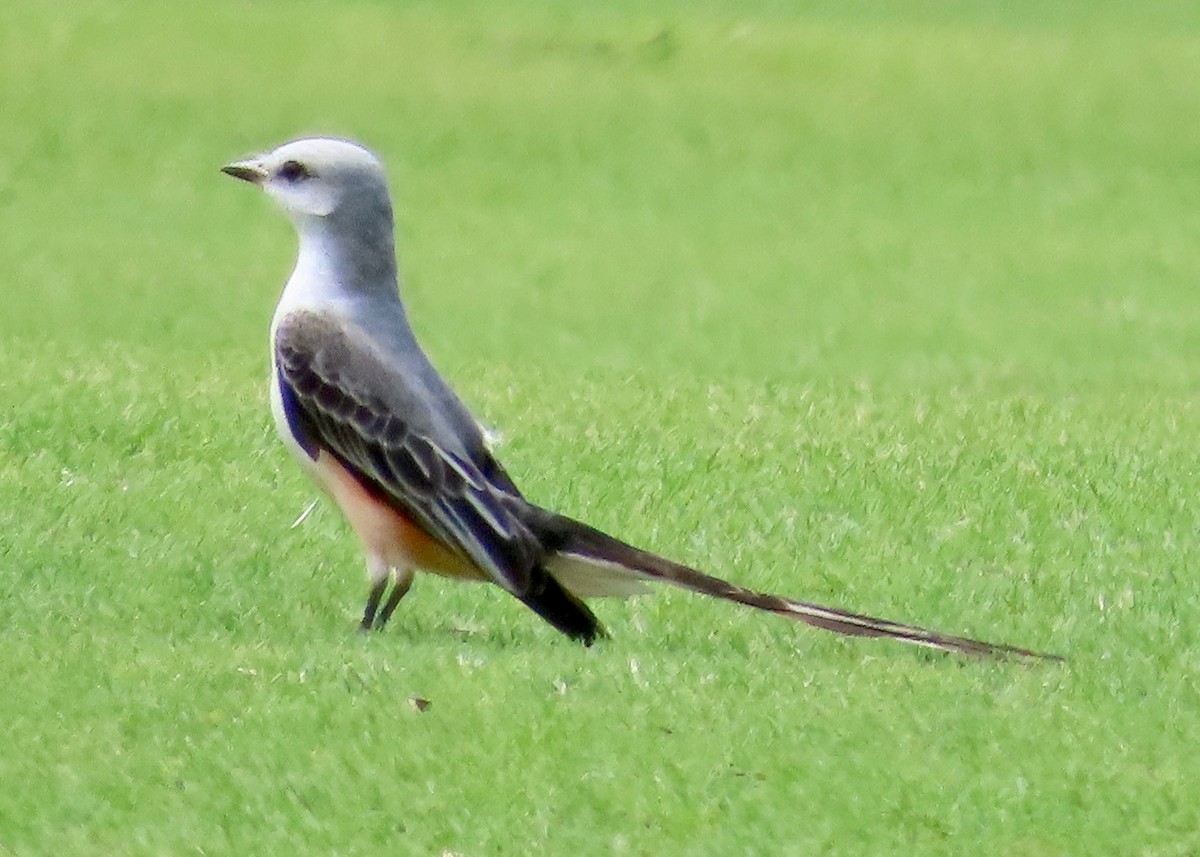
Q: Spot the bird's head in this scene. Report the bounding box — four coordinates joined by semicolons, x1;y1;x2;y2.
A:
222;138;393;228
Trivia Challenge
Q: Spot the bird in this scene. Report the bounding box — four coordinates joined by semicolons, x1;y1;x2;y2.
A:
222;137;1059;660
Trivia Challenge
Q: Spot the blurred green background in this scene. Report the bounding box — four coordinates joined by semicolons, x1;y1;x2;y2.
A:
2;2;1199;854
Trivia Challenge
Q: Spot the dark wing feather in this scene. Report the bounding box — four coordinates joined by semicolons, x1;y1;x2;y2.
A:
274;310;540;596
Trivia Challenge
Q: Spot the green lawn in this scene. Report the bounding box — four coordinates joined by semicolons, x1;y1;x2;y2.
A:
2;1;1199;853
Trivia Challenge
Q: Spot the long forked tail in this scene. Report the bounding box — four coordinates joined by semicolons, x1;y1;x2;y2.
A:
536;510;1061;660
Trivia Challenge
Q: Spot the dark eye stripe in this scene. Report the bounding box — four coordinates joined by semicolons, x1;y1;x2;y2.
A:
278;160;313;182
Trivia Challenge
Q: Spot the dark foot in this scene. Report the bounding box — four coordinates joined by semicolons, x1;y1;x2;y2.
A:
375;576;413;630
360;578;388;631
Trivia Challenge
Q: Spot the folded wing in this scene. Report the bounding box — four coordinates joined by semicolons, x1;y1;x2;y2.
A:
274;310;542;597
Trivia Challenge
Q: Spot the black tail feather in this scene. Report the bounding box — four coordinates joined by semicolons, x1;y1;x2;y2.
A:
519;567;606;646
533;509;1060;661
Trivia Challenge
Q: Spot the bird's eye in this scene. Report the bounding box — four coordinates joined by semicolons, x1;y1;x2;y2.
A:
277;160;312;183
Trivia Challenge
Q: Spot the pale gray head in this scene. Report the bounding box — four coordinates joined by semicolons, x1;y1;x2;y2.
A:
223;137;392;224
224;137;398;284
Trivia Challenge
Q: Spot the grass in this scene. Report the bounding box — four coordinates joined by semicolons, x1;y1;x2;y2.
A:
2;1;1199;853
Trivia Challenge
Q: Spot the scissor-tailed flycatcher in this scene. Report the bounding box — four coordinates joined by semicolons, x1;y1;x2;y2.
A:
223;138;1058;659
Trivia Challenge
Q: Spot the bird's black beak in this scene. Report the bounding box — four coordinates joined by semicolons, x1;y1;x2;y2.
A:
221;159;267;185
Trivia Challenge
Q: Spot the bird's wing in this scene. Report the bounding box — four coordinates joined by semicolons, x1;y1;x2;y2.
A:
274;309;540;595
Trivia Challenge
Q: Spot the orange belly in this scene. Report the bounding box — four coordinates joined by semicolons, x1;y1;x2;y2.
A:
313;451;486;581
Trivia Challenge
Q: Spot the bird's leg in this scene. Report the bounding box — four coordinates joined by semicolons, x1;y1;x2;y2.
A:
360;556;390;632
375;567;414;629
361;580;387;631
